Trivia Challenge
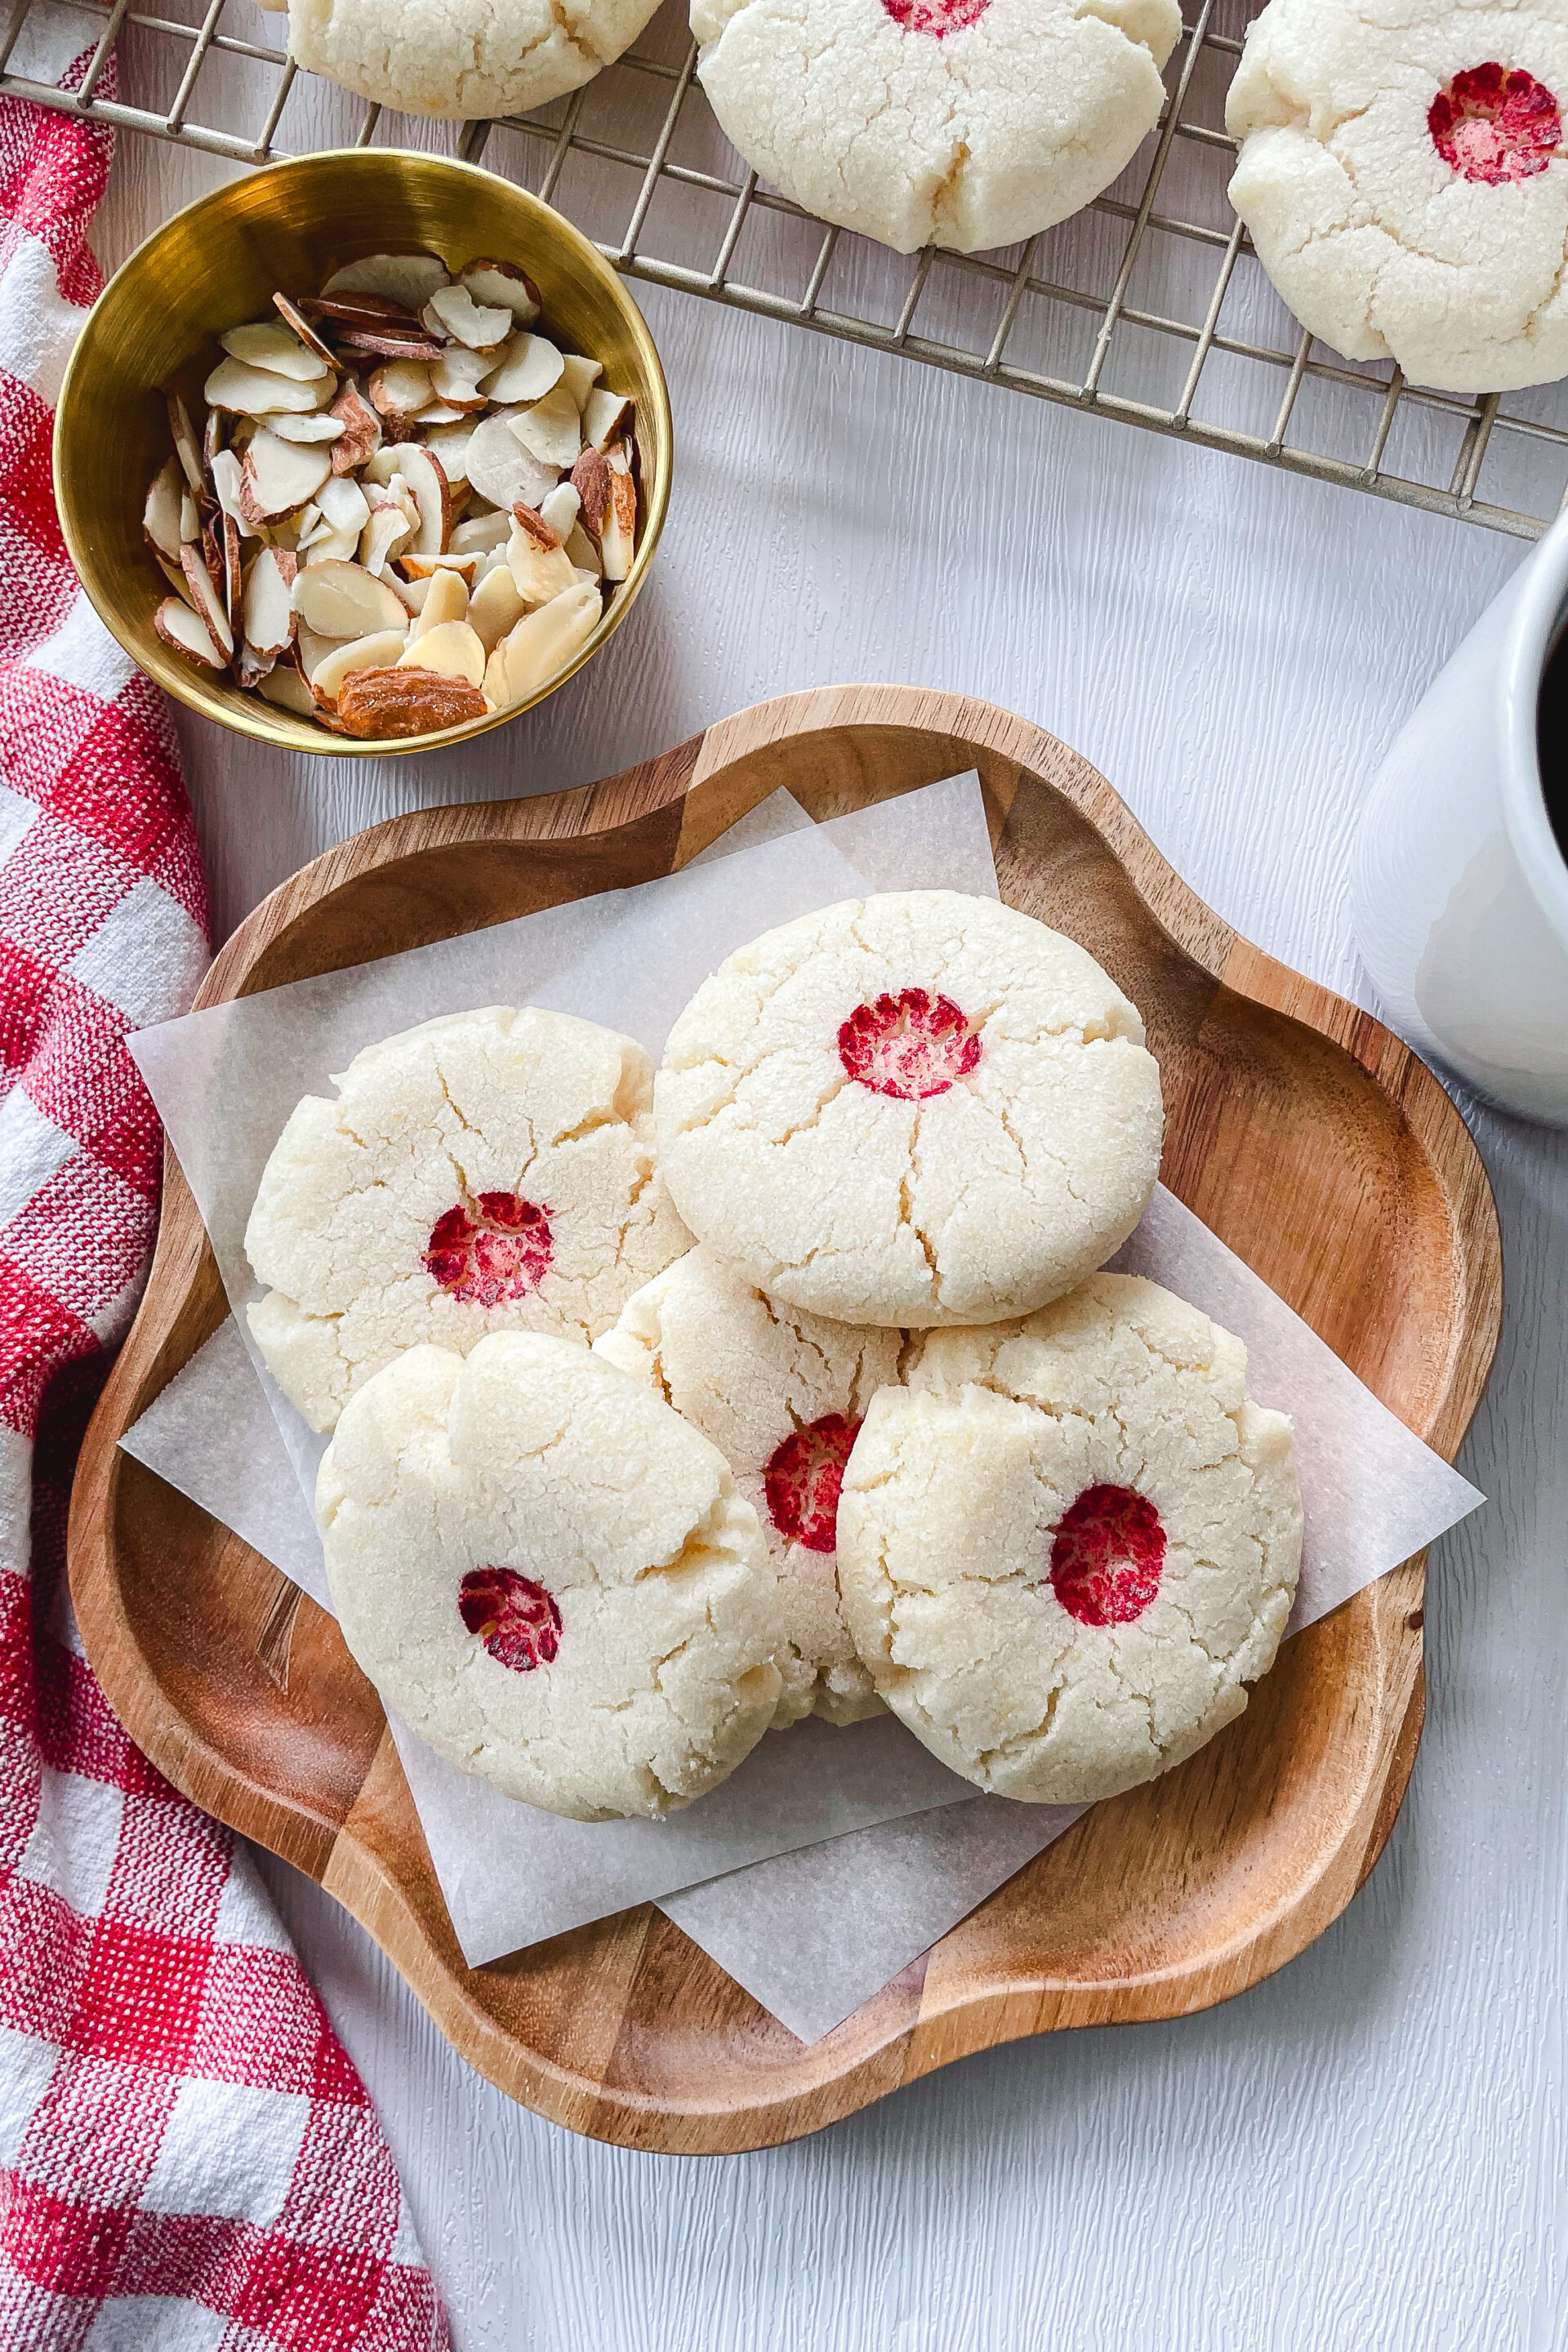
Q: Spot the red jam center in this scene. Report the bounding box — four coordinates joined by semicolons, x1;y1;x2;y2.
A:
458;1566;562;1672
838;988;982;1100
880;0;988;32
764;1414;861;1553
1428;65;1561;186
1047;1484;1165;1627
423;1192;552;1307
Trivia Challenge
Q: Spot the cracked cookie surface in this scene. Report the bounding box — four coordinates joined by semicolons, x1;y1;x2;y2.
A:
267;0;661;121
595;1244;906;1726
316;1332;782;1819
1227;0;1568;392
653;890;1165;1330
245;1005;689;1433
835;1273;1303;1804
692;0;1181;256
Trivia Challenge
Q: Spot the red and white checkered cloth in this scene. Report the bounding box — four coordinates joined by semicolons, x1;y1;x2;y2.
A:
0;57;450;2352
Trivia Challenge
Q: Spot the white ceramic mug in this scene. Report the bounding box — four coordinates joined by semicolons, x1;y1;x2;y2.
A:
1351;506;1568;1127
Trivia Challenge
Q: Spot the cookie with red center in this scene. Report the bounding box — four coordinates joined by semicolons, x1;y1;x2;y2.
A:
245;1005;688;1433
653;891;1165;1330
692;0;1181;256
595;1245;906;1725
316;1333;782;1820
1227;1;1568;391
835;1274;1303;1804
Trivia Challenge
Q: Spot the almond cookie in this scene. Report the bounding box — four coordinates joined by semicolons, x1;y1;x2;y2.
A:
246;1006;688;1432
595;1245;906;1726
316;1334;782;1819
653;891;1164;1330
259;0;661;123
693;0;1182;256
835;1274;1303;1805
1227;0;1568;392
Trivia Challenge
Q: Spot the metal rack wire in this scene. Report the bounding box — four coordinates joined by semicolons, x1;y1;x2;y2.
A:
6;0;1568;537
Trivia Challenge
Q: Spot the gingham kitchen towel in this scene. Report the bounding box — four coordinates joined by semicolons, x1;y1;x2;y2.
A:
0;56;449;2351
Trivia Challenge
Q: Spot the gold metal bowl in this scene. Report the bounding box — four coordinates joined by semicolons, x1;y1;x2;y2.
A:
55;150;671;758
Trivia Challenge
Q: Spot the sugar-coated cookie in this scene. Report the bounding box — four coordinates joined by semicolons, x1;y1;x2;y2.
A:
653;891;1164;1330
595;1245;905;1726
245;1006;688;1432
1227;0;1568;392
258;0;661;122
316;1334;782;1819
693;0;1181;256
835;1274;1303;1804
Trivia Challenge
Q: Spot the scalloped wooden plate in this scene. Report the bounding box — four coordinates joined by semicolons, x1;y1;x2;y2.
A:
69;686;1501;2154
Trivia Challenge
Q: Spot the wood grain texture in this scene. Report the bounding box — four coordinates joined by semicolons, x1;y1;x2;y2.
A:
68;687;1499;2153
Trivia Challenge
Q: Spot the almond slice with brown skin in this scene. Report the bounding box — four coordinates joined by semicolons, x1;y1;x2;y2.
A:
242;544;298;662
272;292;336;366
335;330;445;363
599;443;636;583
395;443;452;557
239;430;333;527
156;596;226;670
180;543;234;662
507;505;578;607
458;259;541;324
569;445;610;537
220;513;243;634
310;629;410;707
305;291;422;329
537;482;580;540
399;619;484;685
328;380;381;474
428;347;492;412
368;359;433;421
581;388;635;452
144;457;185;562
335;665;487;738
424;283;510;350
510;381;581;470
321;254;451;310
208;449;260;541
291;558;409;639
480;335;563;405
167;392;204;491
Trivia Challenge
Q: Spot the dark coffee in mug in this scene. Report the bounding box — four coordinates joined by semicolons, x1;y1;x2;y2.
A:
1536;627;1568;864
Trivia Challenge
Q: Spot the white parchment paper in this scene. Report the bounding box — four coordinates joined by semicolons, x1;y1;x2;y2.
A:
122;773;1486;2040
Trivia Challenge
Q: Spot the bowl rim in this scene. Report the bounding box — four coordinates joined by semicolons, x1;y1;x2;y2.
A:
53;147;671;760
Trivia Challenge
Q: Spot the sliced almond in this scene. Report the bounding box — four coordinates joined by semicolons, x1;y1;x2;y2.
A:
510;381;581;470
421;420;480;489
295;624;348;684
336;328;445;363
305;290;421;328
360;500;414;577
599;444;636;583
336;664;487;738
458;259;541;325
156;550;197;608
414;401;466;428
257;657;316;716
304;524;365;564
238;430;333;526
563;520;601;578
570;445;610;536
328;380;382;474
203;404;225;474
398;550;479;584
295;503;325;548
209;448;261;541
316;474;371;538
220;512;243;632
310;628;410;706
322;253;452;310
480;334;563;406
180;541;234;661
291;558;409;639
466;412;558;512
507;506;578;607
384;569;430;617
155;595;226;670
558;354;603;410
180;490;201;543
242;544;298;661
467;560;527;655
167;392;204;491
538;482;580;541
220;320;331;382
450;509;512;556
483;582;600;710
428;346;492;412
272;292;337;366
395;443;452;558
143;457;186;562
399;619;484;686
408;568;470;640
424;283;510;349
368;359;433;421
270;412;345;444
205;356;323;416
581;387;635;452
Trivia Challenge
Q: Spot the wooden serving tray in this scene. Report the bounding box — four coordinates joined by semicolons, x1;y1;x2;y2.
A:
69;686;1501;2154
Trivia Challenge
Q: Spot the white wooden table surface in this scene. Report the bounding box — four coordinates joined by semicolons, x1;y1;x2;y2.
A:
83;33;1568;2348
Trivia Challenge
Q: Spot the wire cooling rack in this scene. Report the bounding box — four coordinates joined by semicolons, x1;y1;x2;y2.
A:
6;0;1568;538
